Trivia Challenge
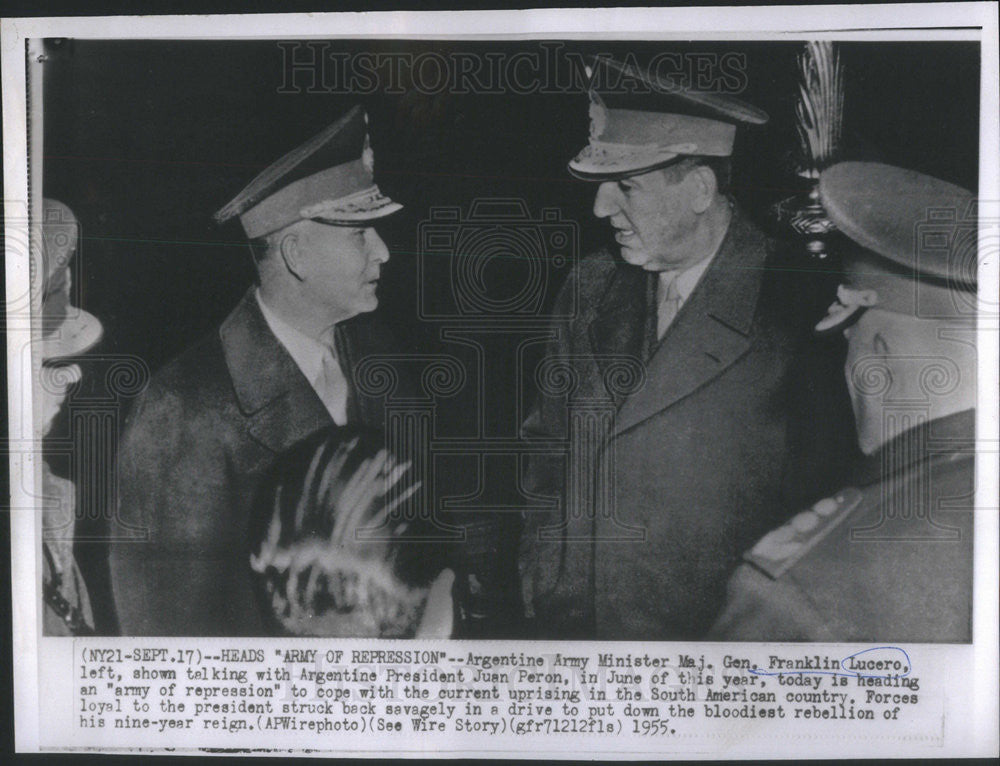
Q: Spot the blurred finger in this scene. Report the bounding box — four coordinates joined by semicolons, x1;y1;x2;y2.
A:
335;457;372;533
415;569;454;639
384;461;412;493
357;479;422;548
295;443;329;531
319;441;354;524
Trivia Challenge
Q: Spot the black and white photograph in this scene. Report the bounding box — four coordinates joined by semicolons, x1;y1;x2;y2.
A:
4;4;998;758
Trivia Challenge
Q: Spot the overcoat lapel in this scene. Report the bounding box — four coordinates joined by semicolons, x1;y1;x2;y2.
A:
587;261;654;409
610;211;766;438
335;313;389;430
219;289;332;454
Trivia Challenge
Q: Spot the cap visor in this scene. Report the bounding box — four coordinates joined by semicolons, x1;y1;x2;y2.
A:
568;153;682;181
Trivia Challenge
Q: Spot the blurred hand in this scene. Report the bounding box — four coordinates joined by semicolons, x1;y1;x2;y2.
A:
251;434;440;638
415;568;454;639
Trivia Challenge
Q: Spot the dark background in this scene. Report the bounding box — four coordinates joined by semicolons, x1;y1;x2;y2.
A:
37;39;980;634
43;40;980;369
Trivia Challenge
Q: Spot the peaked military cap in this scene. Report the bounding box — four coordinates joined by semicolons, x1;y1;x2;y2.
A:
568;56;769;180
214;105;401;239
815;162;976;333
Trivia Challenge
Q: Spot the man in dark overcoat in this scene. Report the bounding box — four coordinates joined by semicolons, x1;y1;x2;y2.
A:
110;106;404;635
519;59;837;639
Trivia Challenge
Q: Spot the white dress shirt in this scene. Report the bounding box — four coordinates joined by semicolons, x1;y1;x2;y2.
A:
255;290;348;425
656;254;714;338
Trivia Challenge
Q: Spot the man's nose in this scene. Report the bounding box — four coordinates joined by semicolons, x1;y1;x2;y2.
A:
367;229;390;265
592;182;620;219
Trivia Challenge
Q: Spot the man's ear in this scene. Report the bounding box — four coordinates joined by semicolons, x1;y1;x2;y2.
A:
278;231;305;281
687;165;717;214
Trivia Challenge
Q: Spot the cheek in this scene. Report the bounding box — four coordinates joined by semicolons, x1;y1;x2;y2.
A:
635;196;678;241
844;345;865;393
640;214;677;251
322;250;363;283
623;202;655;242
347;247;369;278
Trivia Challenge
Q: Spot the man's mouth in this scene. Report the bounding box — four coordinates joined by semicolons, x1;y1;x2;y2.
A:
614;228;636;244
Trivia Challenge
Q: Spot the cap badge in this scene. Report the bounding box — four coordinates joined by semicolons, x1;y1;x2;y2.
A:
362;133;375;176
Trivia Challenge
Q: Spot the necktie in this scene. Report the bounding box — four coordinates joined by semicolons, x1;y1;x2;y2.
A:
316;333;349;426
656;273;682;340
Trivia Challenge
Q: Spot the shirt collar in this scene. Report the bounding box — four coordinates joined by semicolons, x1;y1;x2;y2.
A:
657;252;715;305
657;206;732;303
255;289;331;384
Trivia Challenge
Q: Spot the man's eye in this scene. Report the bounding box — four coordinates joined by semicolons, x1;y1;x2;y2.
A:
618;179;641;195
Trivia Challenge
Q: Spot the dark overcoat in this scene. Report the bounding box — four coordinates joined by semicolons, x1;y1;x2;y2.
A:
110;289;394;635
709;409;974;642
520;210;831;639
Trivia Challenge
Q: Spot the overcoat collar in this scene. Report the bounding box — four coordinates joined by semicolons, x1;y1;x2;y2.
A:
588;208;767;437
853;408;975;488
219;288;332;453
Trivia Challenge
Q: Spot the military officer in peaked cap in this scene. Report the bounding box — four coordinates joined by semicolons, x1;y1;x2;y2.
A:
110;106;406;635
39;199;104;635
710;162;977;642
519;58;837;639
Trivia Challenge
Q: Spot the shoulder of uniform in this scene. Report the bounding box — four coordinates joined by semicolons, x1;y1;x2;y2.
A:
577;248;618;276
145;333;225;396
743;487;865;580
556;248;620;306
124;334;227;426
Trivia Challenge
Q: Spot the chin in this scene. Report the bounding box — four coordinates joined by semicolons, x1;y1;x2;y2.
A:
618;248;650;268
851;400;882;455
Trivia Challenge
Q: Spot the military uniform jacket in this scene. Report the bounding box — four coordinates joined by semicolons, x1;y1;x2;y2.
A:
709;409;975;643
110;288;395;635
520;210;820;640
